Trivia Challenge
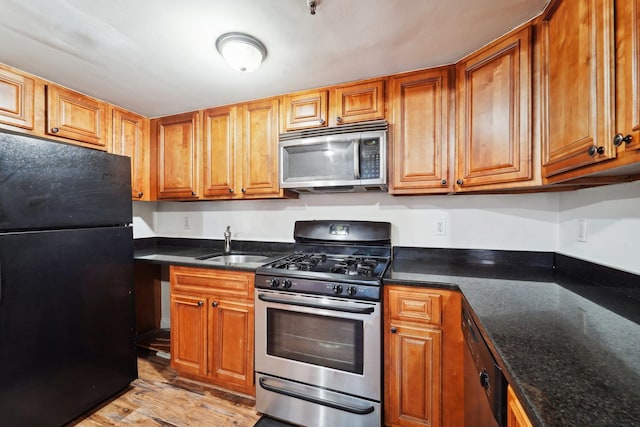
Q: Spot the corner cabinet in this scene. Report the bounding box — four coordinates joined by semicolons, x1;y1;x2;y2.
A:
455;25;535;191
111;107;150;200
170;266;255;396
507;385;534;427
0;64;34;130
152;111;200;200
388;67;453;194
46;84;108;149
384;286;463;427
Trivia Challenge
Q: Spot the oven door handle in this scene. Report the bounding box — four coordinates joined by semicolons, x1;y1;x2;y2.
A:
259;377;375;415
258;293;375;314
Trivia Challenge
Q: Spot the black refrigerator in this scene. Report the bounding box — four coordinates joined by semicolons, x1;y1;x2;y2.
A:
0;131;137;426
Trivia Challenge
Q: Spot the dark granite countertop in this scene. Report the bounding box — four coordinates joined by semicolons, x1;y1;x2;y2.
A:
387;247;640;427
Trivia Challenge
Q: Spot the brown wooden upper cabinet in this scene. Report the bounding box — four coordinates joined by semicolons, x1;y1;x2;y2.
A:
614;0;640;155
111;107;150;200
388;67;453;194
0;65;34;130
46;84;108;149
203;98;291;200
153;111;200;200
456;25;534;190
280;79;385;132
540;0;615;178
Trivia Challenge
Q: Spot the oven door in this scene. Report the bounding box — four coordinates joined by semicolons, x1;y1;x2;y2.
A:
255;289;381;401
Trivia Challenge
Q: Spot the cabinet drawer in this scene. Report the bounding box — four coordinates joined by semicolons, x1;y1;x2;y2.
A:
387;288;442;325
170;266;254;298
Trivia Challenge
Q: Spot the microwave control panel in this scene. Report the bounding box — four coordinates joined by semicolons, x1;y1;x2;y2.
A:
360;138;381;179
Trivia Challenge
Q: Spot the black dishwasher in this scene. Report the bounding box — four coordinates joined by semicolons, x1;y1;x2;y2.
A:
462;302;506;427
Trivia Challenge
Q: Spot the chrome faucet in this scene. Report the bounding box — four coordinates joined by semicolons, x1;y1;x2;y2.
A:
224;225;232;254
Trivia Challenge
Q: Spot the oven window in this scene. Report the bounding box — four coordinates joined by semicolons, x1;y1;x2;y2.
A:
266;308;364;374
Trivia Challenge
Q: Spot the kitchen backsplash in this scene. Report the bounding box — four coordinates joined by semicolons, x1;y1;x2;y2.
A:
132;180;640;275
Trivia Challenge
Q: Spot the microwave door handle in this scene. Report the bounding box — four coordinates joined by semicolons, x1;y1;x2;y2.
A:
353;139;360;179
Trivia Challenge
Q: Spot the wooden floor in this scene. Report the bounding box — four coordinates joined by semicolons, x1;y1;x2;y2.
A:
68;353;261;427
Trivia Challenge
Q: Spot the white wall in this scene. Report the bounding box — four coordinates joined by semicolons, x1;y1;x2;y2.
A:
132;181;639;274
557;181;640;274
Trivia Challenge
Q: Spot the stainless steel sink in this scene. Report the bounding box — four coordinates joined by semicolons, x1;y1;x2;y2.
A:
205;254;269;264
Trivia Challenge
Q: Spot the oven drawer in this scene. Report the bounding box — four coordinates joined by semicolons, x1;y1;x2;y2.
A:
387;288;442;325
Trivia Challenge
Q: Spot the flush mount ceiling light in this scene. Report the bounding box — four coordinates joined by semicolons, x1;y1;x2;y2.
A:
216;32;267;73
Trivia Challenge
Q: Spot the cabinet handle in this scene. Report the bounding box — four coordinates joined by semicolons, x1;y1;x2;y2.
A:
456;179;464;186
336;116;343;123
441;179;447;185
51;127;59;133
613;133;633;146
587;145;605;157
197;301;203;307
390;327;397;334
229;188;234;193
136;191;144;198
212;301;219;308
319;118;325;125
241;188;246;193
191;191;197;196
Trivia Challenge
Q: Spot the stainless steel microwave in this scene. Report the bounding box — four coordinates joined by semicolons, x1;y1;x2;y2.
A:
279;120;388;193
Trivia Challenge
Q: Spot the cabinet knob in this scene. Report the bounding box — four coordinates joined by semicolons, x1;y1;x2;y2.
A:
319;118;325;125
613;133;633;146
136;192;144;198
191;191;197;196
212;301;219;308
197;301;203;307
390;327;397;334
441;179;447;185
51;127;59;133
456;179;464;186
336;116;343;123
587;145;605;157
229;188;234;193
241;188;246;193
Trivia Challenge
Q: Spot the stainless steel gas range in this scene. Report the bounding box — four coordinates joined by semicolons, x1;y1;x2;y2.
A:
254;220;391;427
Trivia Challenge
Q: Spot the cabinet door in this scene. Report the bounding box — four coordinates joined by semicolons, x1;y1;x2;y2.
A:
46;84;108;149
540;0;615;177
0;66;34;130
239;98;281;197
111;108;149;200
385;323;442;427
507;385;534;427
615;0;640;153
333;79;385;125
155;111;200;199
208;298;255;394
203;105;237;198
281;89;328;131
456;26;532;189
389;68;452;194
171;293;207;376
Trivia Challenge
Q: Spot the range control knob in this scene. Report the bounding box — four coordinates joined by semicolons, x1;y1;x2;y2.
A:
332;284;343;295
270;278;280;288
283;279;292;289
479;370;490;390
347;286;358;296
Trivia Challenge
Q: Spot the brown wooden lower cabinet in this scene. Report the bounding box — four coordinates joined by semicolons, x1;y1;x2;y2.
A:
507;385;534;427
384;285;463;427
170;266;255;396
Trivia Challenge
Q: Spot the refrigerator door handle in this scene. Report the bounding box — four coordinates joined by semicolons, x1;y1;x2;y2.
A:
0;255;2;303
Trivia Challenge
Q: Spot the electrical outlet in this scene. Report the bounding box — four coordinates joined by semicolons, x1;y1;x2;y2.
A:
577;218;587;242
434;217;447;236
183;216;191;230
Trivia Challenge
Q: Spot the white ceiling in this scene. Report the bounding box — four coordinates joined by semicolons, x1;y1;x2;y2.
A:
0;0;548;118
